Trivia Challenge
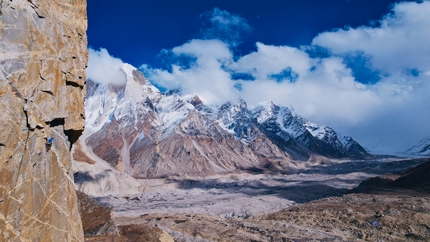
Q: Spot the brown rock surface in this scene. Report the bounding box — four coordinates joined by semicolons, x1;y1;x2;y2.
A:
0;0;87;241
128;111;273;178
118;224;174;242
77;191;118;237
84;224;174;242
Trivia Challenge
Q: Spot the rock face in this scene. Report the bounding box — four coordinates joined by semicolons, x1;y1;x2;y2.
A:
0;0;87;241
77;191;119;237
73;64;367;187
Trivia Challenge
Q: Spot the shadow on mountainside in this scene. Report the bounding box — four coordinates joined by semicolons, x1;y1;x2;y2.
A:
163;158;428;204
350;158;430;195
300;158;427;175
74;170;110;183
168;177;348;204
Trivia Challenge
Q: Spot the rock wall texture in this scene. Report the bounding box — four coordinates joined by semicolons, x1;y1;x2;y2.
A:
76;191;119;237
0;0;87;241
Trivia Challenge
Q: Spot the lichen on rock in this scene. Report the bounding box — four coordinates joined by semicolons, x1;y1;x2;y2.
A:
0;0;87;241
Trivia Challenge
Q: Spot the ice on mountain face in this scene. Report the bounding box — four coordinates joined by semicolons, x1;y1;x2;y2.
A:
86;63;205;139
217;102;244;132
251;101;308;144
252;101;304;139
253;100;277;124
217;103;237;135
85;64;163;131
215;101;258;144
276;107;308;139
121;63;135;78
156;94;196;136
250;100;365;155
298;116;358;152
407;137;430;155
125;64;163;101
85;83;119;132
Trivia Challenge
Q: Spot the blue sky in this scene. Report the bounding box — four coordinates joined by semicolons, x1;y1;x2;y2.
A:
87;0;430;153
88;0;409;68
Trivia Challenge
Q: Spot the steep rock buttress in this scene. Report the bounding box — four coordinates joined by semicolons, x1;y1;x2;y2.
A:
0;0;87;241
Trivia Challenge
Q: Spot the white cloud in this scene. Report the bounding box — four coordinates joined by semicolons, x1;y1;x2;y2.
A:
200;8;251;46
142;2;430;153
172;38;233;61
87;48;127;85
312;1;430;75
142;39;239;105
235;48;382;127
231;43;313;79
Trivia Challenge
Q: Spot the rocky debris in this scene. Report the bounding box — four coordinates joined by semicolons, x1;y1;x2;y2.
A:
81;188;175;242
118;224;174;242
77;191;118;237
84;224;174;242
114;178;430;241
259;159;430;241
0;0;87;240
113;194;430;241
261;193;430;241
113;211;343;241
97;158;429;241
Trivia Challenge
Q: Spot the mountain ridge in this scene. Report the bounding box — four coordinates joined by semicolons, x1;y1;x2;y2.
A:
406;137;430;156
73;63;368;188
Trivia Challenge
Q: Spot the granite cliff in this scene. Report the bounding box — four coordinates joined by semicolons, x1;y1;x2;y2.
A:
0;0;87;241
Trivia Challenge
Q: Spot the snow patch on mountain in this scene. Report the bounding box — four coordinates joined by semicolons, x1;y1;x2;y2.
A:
157;94;195;136
406;137;430;156
85;84;116;133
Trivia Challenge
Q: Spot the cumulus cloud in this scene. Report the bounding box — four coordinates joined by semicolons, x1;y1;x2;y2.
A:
142;39;239;105
142;2;430;153
312;1;430;75
87;48;127;85
200;8;251;46
231;43;313;80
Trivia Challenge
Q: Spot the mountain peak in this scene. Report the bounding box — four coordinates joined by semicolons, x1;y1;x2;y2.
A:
190;95;203;107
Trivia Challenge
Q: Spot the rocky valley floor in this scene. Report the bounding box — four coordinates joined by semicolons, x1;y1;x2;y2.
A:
87;158;430;241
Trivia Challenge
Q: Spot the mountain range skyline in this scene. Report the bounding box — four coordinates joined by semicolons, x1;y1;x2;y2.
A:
77;63;368;186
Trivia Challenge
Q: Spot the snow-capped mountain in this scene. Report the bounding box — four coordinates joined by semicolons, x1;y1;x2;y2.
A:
73;64;368;180
297;116;368;157
406;137;430;156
